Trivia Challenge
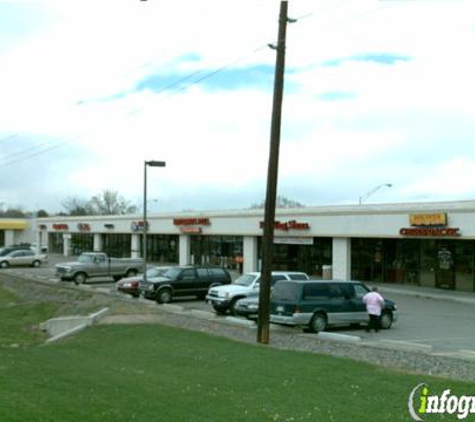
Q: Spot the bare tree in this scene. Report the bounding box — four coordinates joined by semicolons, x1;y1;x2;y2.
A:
88;190;137;215
250;195;305;209
61;197;93;216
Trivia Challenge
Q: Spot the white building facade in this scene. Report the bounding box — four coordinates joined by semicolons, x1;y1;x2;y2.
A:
35;200;475;292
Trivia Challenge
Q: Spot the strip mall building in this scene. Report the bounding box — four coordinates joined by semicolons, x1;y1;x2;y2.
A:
28;200;475;292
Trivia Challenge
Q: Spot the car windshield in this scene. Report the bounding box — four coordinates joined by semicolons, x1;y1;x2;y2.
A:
162;267;182;279
147;267;169;278
234;273;258;286
271;281;299;301
77;254;95;264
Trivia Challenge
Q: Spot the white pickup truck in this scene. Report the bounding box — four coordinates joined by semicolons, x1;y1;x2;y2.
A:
55;252;144;285
206;271;309;315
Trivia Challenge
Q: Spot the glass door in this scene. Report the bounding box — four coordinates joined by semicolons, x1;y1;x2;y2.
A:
435;242;455;289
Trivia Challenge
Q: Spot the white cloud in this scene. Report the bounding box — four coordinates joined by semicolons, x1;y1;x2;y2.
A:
0;0;475;212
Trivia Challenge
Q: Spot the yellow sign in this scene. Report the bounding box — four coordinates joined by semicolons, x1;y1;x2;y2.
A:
410;213;447;226
0;219;28;230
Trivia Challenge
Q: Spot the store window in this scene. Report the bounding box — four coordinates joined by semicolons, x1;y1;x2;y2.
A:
190;236;243;269
48;232;64;254
70;233;94;255
385;239;420;285
103;234;132;258
257;237;332;277
142;234;178;264
351;239;384;282
0;230;4;247
352;238;474;291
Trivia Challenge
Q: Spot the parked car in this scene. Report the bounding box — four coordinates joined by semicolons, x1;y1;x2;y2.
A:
234;296;260;320
55;252;144;285
0;244;32;257
140;266;231;304
206;271;309;315
116;266;171;297
270;279;398;333
0;249;48;268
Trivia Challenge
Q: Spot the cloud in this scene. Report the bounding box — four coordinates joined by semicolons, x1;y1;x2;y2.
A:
1;1;475;213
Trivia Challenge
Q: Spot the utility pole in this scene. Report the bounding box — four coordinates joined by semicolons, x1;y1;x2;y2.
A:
257;1;290;344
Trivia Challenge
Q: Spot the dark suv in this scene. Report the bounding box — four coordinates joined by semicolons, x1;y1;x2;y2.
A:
270;280;398;333
140;266;232;304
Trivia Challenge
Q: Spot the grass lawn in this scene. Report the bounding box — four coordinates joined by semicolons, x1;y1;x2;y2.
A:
0;281;473;421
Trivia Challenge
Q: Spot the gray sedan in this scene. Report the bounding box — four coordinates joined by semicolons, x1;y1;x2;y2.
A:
0;250;48;268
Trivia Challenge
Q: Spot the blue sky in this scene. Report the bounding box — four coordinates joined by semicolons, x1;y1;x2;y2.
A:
0;1;475;213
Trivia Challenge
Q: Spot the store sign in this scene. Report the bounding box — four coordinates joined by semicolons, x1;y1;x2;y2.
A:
274;237;313;245
173;218;210;226
131;221;149;232
52;224;69;231
180;227;202;234
401;213;460;237
400;227;460;237
409;213;447;226
259;220;310;231
77;223;91;232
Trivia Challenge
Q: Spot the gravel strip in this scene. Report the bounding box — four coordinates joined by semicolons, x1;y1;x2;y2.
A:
101;309;475;383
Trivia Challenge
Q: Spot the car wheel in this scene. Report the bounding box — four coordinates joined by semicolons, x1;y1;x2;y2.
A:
126;269;138;278
229;298;241;316
308;312;327;333
157;288;173;304
213;304;227;315
32;260;41;268
380;311;393;329
0;261;8;269
73;272;87;285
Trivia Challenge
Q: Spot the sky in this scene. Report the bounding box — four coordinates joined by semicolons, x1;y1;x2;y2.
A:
1;0;475;214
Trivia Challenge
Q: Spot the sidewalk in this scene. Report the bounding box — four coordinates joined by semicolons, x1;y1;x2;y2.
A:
367;281;475;305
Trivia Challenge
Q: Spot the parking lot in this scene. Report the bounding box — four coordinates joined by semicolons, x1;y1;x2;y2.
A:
3;254;475;359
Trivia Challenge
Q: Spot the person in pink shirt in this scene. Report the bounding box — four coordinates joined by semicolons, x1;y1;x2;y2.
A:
362;286;385;332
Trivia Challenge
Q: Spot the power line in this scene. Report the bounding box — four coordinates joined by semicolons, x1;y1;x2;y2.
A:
0;2;398;169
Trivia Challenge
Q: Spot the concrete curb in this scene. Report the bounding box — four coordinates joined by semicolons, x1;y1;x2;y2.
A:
316;332;362;342
45;323;88;343
224;316;256;328
41;307;110;343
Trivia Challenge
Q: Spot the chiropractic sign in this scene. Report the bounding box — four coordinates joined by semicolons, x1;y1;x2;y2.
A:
400;213;460;237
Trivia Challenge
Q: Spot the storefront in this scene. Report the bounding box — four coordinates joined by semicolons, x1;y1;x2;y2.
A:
35;201;475;292
0;219;29;247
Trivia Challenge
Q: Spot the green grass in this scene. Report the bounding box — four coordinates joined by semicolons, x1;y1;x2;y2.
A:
0;281;473;421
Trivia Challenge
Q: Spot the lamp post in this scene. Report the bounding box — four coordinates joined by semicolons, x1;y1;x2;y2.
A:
143;160;166;284
359;183;392;205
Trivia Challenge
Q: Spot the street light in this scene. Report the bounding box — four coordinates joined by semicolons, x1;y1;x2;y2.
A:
359;183;392;205
143;160;166;284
